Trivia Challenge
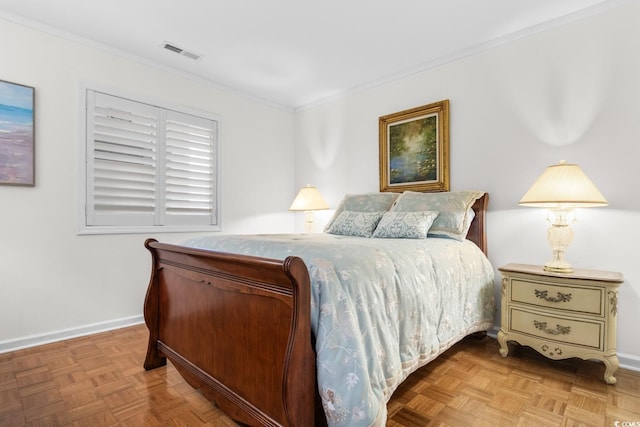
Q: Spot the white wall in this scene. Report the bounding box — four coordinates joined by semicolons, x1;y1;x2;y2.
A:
0;18;296;347
295;2;640;366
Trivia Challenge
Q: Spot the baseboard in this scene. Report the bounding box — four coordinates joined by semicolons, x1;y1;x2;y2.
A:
0;314;144;354
487;326;640;373
3;320;640;374
618;353;640;373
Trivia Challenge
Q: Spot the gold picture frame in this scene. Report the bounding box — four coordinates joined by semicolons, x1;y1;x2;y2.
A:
379;99;449;193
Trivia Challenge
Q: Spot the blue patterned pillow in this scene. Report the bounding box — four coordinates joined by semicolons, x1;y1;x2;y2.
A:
372;211;439;239
391;191;483;241
325;211;385;237
323;193;400;232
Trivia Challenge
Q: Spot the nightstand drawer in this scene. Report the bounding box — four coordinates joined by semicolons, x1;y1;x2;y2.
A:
509;307;603;349
510;279;603;315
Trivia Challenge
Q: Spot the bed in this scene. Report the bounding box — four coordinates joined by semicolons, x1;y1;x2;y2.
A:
143;191;494;426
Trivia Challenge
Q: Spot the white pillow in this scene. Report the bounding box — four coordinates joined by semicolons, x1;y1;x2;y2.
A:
325;211;385;237
391;191;483;241
324;193;400;232
372;211;439;239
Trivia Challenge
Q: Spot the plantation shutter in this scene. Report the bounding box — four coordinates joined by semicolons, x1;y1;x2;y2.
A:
87;91;157;226
163;110;217;226
85;90;218;228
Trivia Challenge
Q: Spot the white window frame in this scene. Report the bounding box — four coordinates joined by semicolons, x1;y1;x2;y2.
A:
78;83;221;235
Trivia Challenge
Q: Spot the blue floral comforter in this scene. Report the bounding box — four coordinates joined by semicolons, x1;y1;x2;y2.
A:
184;233;495;426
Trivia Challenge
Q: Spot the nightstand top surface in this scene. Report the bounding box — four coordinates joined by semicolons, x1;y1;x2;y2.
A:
499;263;624;284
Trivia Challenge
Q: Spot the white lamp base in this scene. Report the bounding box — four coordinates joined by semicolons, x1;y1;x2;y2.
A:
544;208;574;273
303;210;316;234
544;261;574;274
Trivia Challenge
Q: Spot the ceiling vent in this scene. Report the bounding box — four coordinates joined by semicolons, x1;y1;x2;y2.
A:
162;41;202;61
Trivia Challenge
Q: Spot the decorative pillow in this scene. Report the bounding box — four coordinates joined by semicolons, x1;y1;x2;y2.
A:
391;191;484;241
325;211;385;237
372;211;439;239
323;192;400;232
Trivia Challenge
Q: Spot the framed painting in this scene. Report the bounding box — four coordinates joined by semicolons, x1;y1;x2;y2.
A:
0;79;35;186
379;99;449;193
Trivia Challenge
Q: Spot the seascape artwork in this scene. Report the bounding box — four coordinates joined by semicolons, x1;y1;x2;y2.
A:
0;80;34;185
388;114;437;185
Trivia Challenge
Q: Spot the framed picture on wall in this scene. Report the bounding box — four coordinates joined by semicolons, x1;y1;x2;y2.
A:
379;99;449;193
0;79;35;186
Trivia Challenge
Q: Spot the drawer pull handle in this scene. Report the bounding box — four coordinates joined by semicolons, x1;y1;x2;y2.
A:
534;289;572;303
534;320;571;335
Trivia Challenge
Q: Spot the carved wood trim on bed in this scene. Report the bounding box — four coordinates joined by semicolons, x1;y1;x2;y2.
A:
143;192;488;427
143;244;317;425
468;192;488;255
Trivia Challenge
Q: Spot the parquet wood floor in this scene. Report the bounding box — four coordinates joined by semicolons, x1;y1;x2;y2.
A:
1;325;639;426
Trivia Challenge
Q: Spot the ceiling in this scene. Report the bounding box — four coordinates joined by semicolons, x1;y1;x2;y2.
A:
0;0;620;110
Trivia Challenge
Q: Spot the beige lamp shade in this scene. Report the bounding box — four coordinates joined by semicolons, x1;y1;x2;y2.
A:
289;185;329;211
519;161;608;208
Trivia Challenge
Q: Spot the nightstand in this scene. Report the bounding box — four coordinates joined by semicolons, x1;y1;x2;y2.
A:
497;263;623;384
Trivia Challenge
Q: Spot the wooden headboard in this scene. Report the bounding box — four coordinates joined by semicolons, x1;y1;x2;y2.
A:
467;193;488;255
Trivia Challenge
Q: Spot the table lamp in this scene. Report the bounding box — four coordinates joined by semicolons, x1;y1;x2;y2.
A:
289;185;329;233
519;160;608;273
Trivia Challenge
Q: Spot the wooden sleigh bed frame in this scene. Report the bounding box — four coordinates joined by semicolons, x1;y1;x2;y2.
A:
143;193;489;426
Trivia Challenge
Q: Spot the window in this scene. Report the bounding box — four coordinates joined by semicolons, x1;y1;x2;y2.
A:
80;88;219;234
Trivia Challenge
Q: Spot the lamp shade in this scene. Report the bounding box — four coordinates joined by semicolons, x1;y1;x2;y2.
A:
519;161;608;208
289;185;329;211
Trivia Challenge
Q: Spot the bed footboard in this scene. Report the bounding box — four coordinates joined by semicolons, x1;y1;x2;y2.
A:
143;239;317;426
